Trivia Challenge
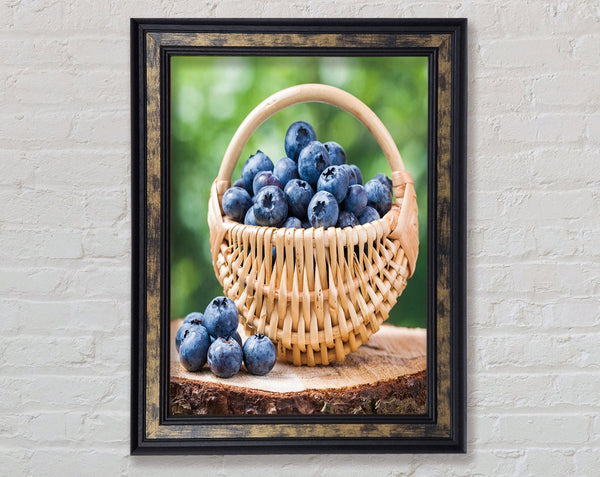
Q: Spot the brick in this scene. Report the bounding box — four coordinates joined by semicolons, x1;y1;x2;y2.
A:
6;70;79;105
0;151;35;185
533;73;600;107
575;448;600;476
66;38;129;66
29;149;129;187
515;190;597;221
525;449;576;476
529;147;600;186
573;33;600;66
68;266;130;299
70;110;129;146
587;113;600;142
496;415;590;445
0;267;66;296
1;298;122;334
9;0;66;32
491;297;600;329
1;229;83;260
0;189;85;227
82;227;130;259
83;190;128;226
0;110;74;143
0;38;70;66
29;449;127;476
480;38;571;69
0;375;126;411
0;335;94;369
473;333;600;370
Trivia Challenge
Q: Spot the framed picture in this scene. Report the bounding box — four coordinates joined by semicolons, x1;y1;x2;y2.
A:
131;18;467;454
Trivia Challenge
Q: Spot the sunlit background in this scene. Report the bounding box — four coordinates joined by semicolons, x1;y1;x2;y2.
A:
170;56;428;328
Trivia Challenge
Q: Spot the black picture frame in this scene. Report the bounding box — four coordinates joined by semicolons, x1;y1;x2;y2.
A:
131;18;467;454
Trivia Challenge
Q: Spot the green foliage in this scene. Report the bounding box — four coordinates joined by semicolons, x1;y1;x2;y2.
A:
170;56;428;328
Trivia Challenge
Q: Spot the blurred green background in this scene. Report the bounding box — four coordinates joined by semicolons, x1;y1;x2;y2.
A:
170;56;428;328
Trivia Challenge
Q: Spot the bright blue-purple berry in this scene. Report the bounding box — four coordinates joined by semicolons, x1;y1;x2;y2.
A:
358;205;380;224
244;206;258;225
207;337;243;378
241;151;273;193
203;296;239;339
337;211;359;228
308;191;339;229
373;173;393;196
283;216;302;228
364;179;392;217
284;179;314;221
349;165;363;185
222;186;252;223
210;329;242;348
317;165;350;203
323;141;346;165
179;326;211;371
243;334;277;376
252;171;283;195
298;141;332;187
273;157;299;186
254;185;288;227
175;318;204;353
342;184;368;216
183;312;203;324
284;121;317;162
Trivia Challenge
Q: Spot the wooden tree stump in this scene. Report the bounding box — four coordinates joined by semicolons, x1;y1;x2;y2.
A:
170;319;426;415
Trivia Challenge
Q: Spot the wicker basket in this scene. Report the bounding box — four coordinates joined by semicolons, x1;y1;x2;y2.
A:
208;84;419;366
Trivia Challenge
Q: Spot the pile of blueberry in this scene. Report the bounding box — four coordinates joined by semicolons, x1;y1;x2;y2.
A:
222;121;394;229
176;296;277;378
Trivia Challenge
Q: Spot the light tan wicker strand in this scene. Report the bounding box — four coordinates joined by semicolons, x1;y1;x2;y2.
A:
207;84;419;365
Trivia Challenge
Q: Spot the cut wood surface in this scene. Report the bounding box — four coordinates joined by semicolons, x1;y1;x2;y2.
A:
170;319;426;415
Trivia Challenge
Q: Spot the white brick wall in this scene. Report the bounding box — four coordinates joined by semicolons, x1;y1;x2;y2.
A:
1;0;598;474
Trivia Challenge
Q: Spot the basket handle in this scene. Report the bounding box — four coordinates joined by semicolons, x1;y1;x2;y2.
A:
217;84;410;192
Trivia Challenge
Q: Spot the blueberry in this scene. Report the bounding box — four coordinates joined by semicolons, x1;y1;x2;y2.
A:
364;179;392;217
374;173;393;196
298;141;332;187
350;165;363;185
203;296;239;338
244;206;258;225
317;165;350;203
254;185;288;227
284;179;314;220
273;157;299;186
358;205;380;224
308;191;339;229
232;178;245;189
252;171;283;195
337;210;359;228
175;318;204;353
243;333;277;376
183;312;203;324
241;151;274;193
323;141;346;165
283;216;302;228
342;184;368;216
207;337;243;378
301;220;312;229
284;121;317;162
210;329;242;348
340;164;357;186
222;186;252;223
179;326;211;372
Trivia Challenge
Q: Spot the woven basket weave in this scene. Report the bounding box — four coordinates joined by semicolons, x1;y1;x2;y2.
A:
208;84;419;366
